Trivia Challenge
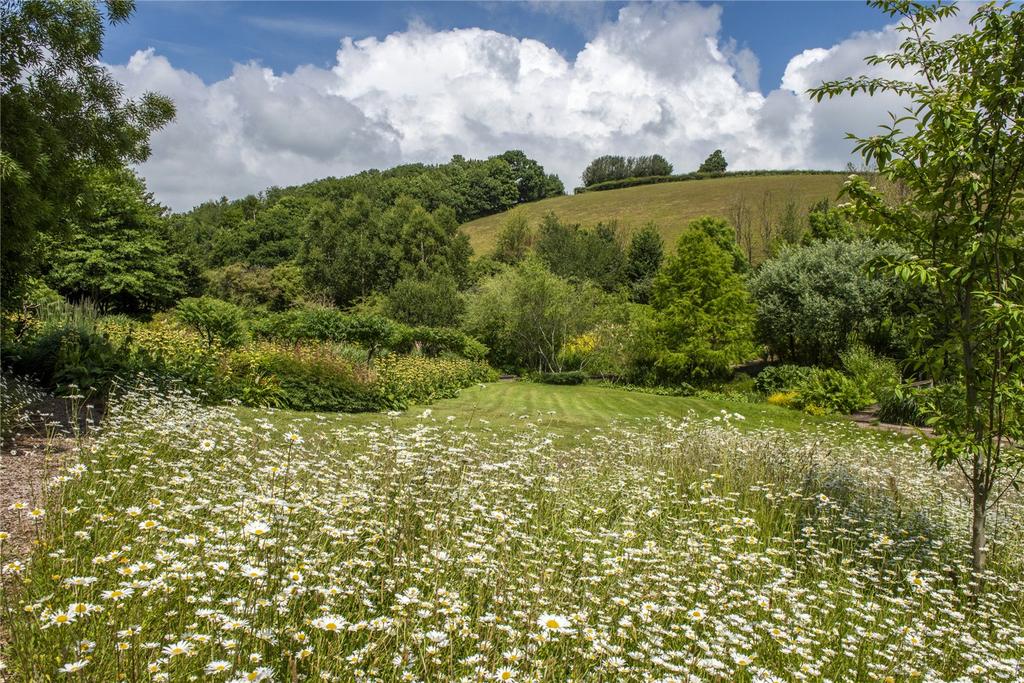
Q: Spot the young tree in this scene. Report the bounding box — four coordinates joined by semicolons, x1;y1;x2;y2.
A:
688;216;749;274
464;258;607;373
1;0;176;302
802;199;856;244
809;0;1024;576
698;150;728;173
625;223;665;304
649;224;755;383
729;196;755;265
492;212;533;265
775;199;805;247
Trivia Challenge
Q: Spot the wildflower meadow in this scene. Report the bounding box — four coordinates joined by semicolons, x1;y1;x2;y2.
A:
2;382;1022;682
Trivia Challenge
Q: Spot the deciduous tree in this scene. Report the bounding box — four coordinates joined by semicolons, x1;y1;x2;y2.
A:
809;0;1024;576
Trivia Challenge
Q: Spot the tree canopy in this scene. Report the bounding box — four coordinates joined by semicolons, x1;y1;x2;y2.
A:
581;154;674;187
1;0;176;302
697;150;728;174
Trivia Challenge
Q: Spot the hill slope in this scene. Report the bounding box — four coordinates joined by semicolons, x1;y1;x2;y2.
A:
461;173;846;257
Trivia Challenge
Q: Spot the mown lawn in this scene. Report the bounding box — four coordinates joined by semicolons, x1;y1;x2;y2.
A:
235;380;905;446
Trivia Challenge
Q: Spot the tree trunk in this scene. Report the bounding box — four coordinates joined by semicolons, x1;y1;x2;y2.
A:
961;284;987;576
971;483;987;575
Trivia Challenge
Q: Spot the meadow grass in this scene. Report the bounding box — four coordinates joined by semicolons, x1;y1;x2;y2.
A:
460;174;846;255
2;381;1022;682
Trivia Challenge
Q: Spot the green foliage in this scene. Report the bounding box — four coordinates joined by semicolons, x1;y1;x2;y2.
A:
810;0;1024;571
687;215;749;274
803;199;856;244
0;0;175;302
877;386;930;427
374;356;497;409
534;214;627;291
385;273;465;328
234;345;377;413
698;150;728;174
625;223;664;304
774;200;805;248
558;317;636;380
581;154;673;187
175;297;248;348
373;355;497;409
392;326;488;361
492;211;533;265
3;300;124;394
754;365;813;395
252;307;400;361
44;168;185;314
648;219;755;383
840;343;901;404
572;169;846;194
464;258;611;373
498;150;551;204
96;316;494;412
203;262;307;311
543;173;565;198
532;370;587;385
299;194;470;307
749;240;911;366
175;151;555;283
794;367;873;415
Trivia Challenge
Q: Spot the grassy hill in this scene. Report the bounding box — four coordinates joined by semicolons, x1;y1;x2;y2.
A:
461;172;847;258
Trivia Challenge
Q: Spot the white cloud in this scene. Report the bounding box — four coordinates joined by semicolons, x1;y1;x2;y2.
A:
109;2;974;211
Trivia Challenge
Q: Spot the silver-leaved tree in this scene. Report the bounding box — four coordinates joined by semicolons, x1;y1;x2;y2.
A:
809;0;1023;578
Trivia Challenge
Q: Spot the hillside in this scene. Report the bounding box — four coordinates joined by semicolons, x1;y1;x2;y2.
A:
461;172;847;256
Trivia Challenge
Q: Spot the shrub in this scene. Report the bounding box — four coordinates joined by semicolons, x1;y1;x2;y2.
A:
176;297;248;348
749;240;912;365
464;258;610;373
384;272;465;327
840;343;901;404
392;326;488;360
3;300;125;394
252;308;402;361
374;355;496;409
101;316;227;399
794;368;873;415
877;385;931;426
233;344;377;412
558;320;635;379
533;371;586;385
203;262;306;311
766;390;799;408
755;365;813;395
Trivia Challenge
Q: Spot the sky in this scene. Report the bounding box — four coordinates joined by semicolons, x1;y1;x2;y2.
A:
100;1;971;211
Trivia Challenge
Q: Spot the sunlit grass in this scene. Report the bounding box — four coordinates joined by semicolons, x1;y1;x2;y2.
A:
460;174;846;255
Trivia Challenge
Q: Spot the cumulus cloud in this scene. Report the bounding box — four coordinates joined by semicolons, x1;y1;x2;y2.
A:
110;2;972;211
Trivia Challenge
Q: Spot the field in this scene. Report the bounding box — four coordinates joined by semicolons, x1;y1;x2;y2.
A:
3;381;1023;682
461;174;847;255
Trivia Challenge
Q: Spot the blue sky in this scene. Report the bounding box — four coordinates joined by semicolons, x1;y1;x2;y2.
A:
105;1;890;93
104;1;942;210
